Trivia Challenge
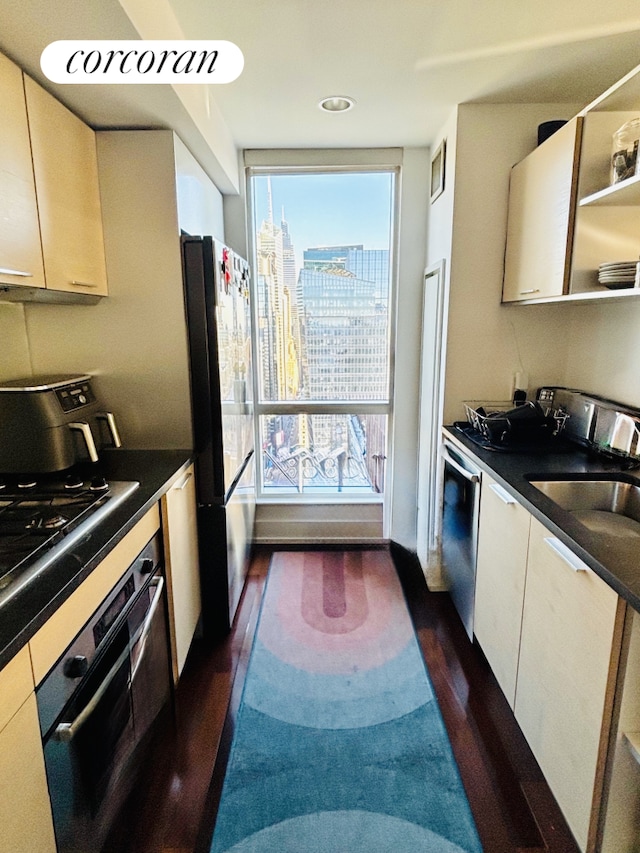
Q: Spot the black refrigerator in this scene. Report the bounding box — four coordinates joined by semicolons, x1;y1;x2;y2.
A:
181;235;255;637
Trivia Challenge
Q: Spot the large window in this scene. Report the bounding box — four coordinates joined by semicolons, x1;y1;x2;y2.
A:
249;168;396;498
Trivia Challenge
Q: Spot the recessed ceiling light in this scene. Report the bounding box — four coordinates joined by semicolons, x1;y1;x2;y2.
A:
319;96;355;113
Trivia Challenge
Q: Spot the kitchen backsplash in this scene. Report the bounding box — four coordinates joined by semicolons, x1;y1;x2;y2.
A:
1;304;31;382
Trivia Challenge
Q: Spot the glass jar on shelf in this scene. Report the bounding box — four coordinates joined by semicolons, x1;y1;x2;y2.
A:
611;117;640;184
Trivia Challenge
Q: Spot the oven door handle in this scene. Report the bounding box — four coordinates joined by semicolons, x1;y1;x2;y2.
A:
441;443;480;483
53;644;131;743
130;577;165;684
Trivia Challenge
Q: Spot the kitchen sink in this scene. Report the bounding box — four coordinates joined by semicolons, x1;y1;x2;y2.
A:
529;478;640;539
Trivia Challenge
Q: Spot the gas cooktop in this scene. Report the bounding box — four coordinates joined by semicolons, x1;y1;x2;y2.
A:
0;475;139;608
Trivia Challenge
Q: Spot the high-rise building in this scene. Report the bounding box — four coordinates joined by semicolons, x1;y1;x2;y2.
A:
255;210;390;493
297;267;388;401
302;245;363;273
254;184;303;402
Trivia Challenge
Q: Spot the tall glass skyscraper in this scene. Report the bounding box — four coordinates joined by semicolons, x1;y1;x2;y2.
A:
252;174;393;494
296;267;388;401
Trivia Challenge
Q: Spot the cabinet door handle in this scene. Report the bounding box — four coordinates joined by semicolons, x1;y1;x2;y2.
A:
70;280;99;288
0;267;33;277
544;536;588;572
489;482;517;504
519;288;540;295
174;471;193;491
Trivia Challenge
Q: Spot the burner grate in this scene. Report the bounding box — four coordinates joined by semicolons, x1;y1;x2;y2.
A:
0;479;139;607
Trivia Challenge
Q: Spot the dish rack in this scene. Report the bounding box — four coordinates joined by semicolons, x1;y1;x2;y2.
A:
463;401;514;437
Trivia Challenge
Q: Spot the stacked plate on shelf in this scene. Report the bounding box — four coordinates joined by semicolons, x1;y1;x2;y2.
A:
598;261;639;289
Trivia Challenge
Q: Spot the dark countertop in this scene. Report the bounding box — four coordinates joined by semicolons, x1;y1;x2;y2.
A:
443;425;640;613
0;448;192;672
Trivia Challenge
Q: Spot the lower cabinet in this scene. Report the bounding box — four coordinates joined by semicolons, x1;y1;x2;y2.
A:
0;506;161;853
0;647;56;853
161;464;201;683
0;478;200;850
600;608;640;853
475;474;531;708
514;518;623;852
473;473;627;853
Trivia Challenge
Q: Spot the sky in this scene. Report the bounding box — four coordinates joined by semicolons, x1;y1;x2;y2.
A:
252;171;395;273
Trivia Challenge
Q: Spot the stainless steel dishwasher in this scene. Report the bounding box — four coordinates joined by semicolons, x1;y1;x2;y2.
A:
440;439;482;640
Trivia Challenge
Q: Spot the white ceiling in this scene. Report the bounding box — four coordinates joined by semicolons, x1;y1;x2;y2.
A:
168;0;640;149
2;0;640;181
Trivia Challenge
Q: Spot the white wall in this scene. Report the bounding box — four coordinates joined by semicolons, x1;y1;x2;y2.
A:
0;303;31;381
564;299;640;408
434;101;640;423
174;135;225;240
429;103;583;424
22;131;205;449
0;130;226;451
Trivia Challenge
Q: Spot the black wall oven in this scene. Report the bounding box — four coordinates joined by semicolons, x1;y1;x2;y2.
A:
36;533;171;853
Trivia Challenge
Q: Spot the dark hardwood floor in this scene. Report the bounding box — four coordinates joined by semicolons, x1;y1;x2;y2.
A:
105;546;580;853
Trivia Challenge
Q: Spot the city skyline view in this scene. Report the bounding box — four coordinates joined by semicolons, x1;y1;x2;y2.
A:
251;171;395;495
252;172;395;274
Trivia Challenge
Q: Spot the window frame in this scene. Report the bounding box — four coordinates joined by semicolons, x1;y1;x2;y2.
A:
245;154;401;504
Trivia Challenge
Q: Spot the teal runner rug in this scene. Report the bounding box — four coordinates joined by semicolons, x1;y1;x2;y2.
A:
209;550;483;852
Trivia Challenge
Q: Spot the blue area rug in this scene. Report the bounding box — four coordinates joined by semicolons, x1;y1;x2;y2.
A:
210;551;483;852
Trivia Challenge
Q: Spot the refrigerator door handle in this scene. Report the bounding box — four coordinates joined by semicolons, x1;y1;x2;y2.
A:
225;449;255;504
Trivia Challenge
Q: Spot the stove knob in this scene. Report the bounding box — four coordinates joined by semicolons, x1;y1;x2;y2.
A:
89;476;109;492
64;473;84;490
139;558;154;575
17;478;37;489
63;655;88;679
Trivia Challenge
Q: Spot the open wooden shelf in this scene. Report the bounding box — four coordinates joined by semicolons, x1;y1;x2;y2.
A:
580;175;640;207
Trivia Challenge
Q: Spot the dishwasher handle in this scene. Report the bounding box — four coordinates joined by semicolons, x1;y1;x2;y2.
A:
441;443;480;483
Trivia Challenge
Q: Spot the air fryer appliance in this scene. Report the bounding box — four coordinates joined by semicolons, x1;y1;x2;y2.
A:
0;374;135;607
181;236;255;637
0;374;121;473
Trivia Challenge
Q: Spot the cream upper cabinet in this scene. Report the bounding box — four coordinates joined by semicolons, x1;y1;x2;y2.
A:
24;75;108;296
474;474;531;708
161;464;201;683
0;53;45;290
0;647;57;853
514;517;624;853
502;117;582;303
